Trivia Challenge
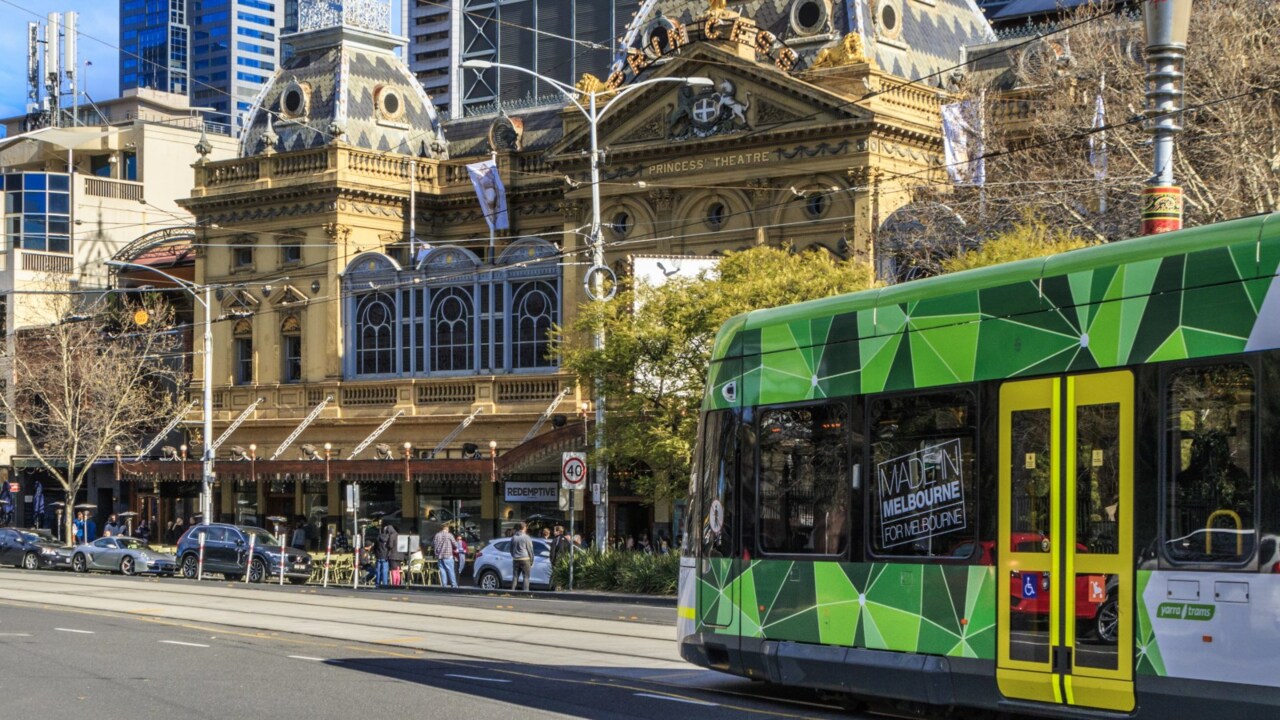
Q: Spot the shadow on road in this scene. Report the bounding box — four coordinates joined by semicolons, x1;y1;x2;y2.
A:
328;656;848;719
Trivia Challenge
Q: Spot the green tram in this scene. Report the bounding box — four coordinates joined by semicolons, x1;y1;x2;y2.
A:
677;213;1280;718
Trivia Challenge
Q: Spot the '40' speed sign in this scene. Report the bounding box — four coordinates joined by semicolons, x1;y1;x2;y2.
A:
561;452;587;490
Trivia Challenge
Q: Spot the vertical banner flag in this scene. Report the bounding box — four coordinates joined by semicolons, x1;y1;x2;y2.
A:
1089;74;1108;181
467;159;510;232
942;97;986;186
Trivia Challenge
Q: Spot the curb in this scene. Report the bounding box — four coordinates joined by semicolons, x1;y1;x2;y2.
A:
355;582;677;608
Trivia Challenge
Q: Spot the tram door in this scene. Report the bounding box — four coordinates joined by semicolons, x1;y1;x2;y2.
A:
997;371;1134;712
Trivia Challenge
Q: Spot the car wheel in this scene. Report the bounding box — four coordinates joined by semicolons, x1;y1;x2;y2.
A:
477;569;501;591
120;556;136;576
1095;597;1119;644
249;557;266;583
181;554;199;579
22;552;39;570
72;553;88;573
288;576;308;585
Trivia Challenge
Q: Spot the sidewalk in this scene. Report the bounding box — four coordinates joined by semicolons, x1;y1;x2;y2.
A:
355;580;677;608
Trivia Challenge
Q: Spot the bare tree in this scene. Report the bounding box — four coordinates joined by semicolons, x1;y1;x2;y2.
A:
886;0;1280;274
0;290;186;544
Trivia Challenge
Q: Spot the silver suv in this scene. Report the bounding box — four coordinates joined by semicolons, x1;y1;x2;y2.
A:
472;538;552;590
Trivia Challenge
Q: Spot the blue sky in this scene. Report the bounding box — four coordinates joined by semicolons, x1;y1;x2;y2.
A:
0;0;404;121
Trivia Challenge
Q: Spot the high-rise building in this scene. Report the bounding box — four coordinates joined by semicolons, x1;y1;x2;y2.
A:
119;0;190;96
405;0;633;119
120;0;284;135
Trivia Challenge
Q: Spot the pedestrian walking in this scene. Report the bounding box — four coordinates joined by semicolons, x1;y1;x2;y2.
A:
136;518;152;543
433;524;459;588
455;531;468;580
549;525;573;590
374;519;393;586
510;522;534;592
104;514;121;538
290;519;307;550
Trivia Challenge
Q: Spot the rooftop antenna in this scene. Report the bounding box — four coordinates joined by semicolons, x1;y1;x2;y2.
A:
43;12;61;128
64;12;78;126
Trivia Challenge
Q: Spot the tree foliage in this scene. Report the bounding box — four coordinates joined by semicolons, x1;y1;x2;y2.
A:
942;212;1096;272
0;291;186;544
555;247;874;503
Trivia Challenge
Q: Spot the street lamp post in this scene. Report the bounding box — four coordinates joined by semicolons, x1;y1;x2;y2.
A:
106;260;216;526
462;60;711;550
107;260;283;526
1140;0;1192;236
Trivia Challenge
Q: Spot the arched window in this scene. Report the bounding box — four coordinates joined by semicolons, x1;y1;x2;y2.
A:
430;286;473;372
232;319;253;385
355;292;395;375
512;280;556;369
281;315;302;383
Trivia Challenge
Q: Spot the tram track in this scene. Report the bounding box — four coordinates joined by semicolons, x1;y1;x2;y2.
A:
0;569;678;668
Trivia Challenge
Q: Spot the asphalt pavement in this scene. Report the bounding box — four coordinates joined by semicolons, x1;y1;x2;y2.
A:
0;568;864;719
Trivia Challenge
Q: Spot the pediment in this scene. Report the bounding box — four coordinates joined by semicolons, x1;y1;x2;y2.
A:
548;44;872;158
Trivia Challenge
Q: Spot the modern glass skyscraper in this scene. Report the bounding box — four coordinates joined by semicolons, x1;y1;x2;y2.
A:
120;0;190;95
120;0;283;134
405;0;633;119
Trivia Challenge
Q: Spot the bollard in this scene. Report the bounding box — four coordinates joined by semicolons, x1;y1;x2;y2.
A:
244;533;256;584
352;544;360;590
197;531;206;582
322;532;333;588
278;532;286;586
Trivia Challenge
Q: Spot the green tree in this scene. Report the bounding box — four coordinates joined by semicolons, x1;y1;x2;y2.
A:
942;212;1096;273
555;247;873;503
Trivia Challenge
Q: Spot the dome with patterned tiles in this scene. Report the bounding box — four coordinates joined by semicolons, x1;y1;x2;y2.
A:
238;0;447;159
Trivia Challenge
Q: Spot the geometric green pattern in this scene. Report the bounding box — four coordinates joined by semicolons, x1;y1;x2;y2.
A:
698;559;996;659
1134;571;1167;676
706;214;1280;410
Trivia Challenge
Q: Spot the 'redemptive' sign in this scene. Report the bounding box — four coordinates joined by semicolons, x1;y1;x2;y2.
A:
876;439;967;549
503;482;558;503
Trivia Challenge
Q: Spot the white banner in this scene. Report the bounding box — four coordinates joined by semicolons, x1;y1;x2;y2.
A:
942;97;985;186
504;482;558;503
466;159;510;231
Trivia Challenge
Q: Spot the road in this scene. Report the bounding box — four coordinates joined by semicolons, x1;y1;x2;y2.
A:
0;568;861;719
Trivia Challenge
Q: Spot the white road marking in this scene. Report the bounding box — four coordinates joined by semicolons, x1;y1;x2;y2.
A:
443;674;512;683
54;628;94;634
633;693;719;707
159;640;210;648
0;632;32;637
287;655;326;662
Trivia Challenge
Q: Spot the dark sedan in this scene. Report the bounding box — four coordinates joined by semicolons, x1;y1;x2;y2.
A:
0;528;74;570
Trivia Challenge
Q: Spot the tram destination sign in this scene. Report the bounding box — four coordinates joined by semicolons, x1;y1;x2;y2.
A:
876;439;967;549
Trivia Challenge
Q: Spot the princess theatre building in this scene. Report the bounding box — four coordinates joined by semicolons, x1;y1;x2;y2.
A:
111;0;996;548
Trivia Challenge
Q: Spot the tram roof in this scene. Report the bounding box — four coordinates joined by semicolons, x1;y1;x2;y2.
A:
715;212;1280;362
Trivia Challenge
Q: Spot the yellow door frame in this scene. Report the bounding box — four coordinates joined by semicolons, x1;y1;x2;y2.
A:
996;371;1135;713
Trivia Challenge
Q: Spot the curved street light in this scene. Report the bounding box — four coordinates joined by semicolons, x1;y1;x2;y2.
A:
462;60;711;550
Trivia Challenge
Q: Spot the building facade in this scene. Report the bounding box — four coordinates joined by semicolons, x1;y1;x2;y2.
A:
108;0;992;549
120;0;191;96
405;0;634;119
122;0;285;134
0;89;236;528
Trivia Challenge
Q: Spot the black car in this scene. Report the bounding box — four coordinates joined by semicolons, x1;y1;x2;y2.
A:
174;523;312;584
0;528;74;570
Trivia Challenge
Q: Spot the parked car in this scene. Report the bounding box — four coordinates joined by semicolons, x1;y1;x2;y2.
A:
71;536;176;576
0;528;74;570
472;538;552;590
175;523;312;584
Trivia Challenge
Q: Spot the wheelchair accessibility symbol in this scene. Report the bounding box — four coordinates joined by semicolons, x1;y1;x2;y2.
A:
1022;573;1038;599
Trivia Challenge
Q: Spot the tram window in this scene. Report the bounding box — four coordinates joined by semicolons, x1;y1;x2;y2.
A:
1165;364;1256;564
869;390;977;558
700;409;739;559
757;402;851;555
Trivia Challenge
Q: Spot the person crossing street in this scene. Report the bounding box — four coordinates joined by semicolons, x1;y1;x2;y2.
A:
510;522;534;592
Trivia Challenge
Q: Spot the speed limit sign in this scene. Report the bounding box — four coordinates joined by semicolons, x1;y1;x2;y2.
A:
561;452;587;489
